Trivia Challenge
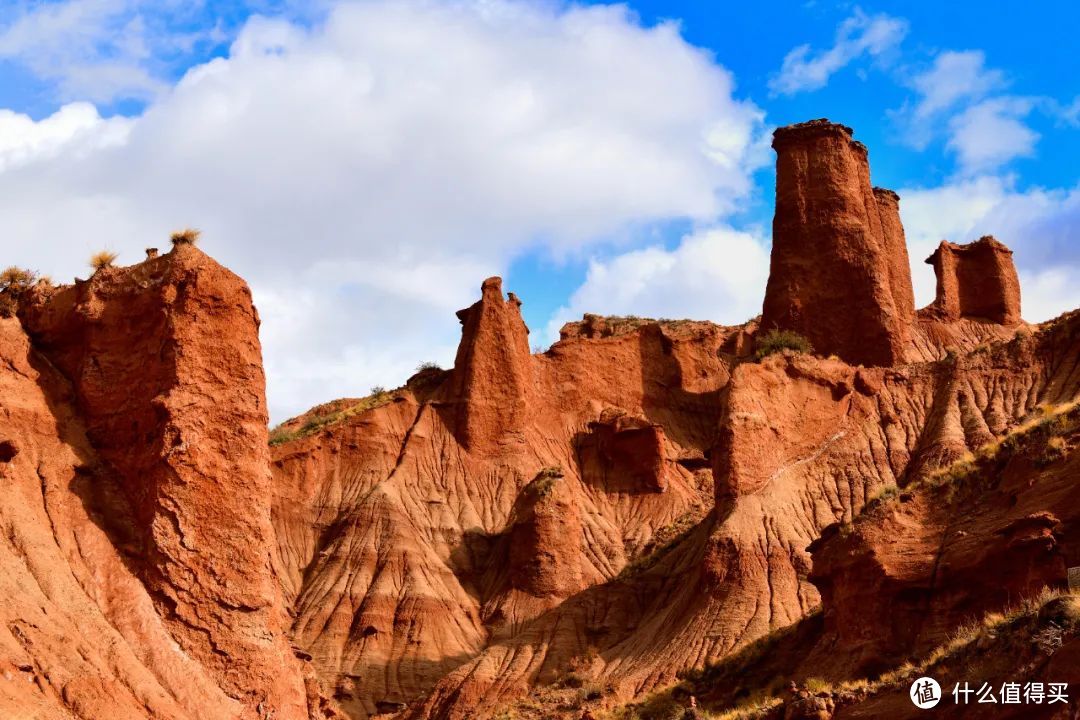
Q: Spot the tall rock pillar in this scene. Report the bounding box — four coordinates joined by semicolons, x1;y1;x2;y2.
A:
19;245;311;717
925;236;1022;324
451;277;533;451
762;119;915;366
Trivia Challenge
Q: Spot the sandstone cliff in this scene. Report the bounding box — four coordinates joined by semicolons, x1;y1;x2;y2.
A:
0;246;338;719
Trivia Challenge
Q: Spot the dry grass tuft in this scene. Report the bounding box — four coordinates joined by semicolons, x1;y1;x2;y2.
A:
89;251;118;271
170;228;201;246
0;266;36;290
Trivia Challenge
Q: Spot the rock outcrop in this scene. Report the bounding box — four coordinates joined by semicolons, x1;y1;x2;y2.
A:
762;119;915;367
1;246;338;719
507;469;585;598
451;276;533;452
924;235;1022;325
576;409;670;494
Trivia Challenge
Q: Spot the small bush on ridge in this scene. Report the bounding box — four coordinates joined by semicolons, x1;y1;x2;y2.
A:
755;329;813;360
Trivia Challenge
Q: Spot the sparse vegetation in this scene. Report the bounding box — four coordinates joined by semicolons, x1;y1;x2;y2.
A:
1039;435;1067;466
619;589;1079;720
0;266;36;291
170;228;201;246
415;361;441;372
619;511;701;578
864;483;898;510
89;250;119;271
268;388;399;445
859;400;1078;515
754;329;812;360
529;466;564;497
0;267;37;317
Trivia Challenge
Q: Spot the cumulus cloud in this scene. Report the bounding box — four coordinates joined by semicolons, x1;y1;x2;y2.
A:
946;97;1039;174
0;0;768;421
906;50;1005;120
769;8;907;96
900;175;1080;321
545;226;770;340
0;102;131;170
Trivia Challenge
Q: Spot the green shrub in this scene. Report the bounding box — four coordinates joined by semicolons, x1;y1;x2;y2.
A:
754;329;812;360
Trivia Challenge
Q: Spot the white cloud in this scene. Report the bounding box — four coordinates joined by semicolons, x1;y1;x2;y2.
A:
0;0;768;422
0;102;131;171
900;175;1080;322
769;9;907;96
545;226;770;341
907;50;1005;120
946;97;1038;174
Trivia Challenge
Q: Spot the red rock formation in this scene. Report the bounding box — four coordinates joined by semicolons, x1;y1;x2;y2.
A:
13;245;322;718
763;119;914;367
808;393;1080;682
873;187;916;324
508;469;585;598
924;235;1022;325
451;277;533;452
0;118;1066;720
576;409;670;493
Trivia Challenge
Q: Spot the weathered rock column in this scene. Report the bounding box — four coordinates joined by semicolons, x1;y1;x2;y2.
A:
19;245;311;717
762;119;915;366
874;187;917;323
925;236;1022;324
451;277;533;451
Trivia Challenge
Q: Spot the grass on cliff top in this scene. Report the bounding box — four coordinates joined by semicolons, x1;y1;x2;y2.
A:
0;266;36;290
609;588;1079;720
0;267;38;317
170;228;201;246
89;250;119;271
269;387;395;446
754;329;812;360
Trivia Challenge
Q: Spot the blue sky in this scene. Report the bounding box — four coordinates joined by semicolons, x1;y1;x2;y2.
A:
0;0;1077;421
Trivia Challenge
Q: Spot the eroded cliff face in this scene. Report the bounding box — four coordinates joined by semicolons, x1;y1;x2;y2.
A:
0;247;337;719
265;120;1071;720
271;310;725;718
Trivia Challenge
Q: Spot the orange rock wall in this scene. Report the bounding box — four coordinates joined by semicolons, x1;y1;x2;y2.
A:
925;236;1022;324
17;246;313;717
763;119;914;367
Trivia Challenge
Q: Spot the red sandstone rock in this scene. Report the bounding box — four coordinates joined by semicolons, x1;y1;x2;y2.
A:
873;187;916;324
451;277;533;452
808;392;1080;681
763;119;914;367
12;246;330;718
924;235;1022;324
577;408;670;493
508;468;586;597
